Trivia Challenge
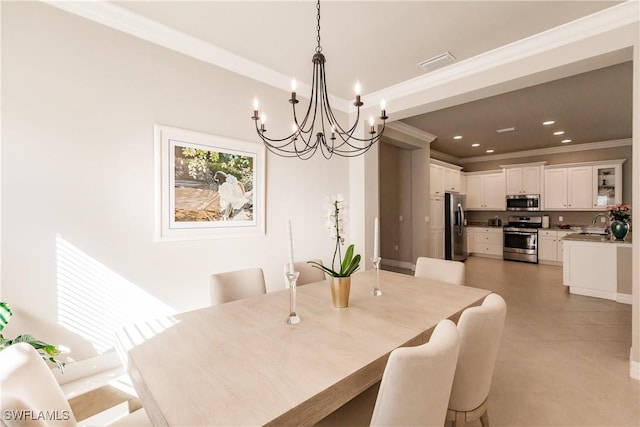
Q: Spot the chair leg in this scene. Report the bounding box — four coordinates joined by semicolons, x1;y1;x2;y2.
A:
479;409;490;427
453;411;466;427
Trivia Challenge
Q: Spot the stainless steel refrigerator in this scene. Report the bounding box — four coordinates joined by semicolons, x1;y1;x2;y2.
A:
444;192;467;261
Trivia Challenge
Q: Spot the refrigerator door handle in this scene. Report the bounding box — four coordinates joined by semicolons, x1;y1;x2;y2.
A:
457;203;465;237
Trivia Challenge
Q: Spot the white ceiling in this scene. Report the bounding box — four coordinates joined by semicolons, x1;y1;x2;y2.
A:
105;1;632;157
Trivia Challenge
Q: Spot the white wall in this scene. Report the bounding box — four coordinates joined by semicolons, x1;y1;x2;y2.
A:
1;2;350;362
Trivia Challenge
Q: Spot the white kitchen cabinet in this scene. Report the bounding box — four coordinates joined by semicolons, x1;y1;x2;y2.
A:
592;163;622;208
505;166;542;195
466;227;474;254
443;168;461;193
429;196;445;259
428;229;445;259
567;166;593;209
430;164;445;196
469;227;502;257
544;166;592;210
538;229;574;264
538;230;558;262
465;172;505;210
544;168;567;209
544;161;624;210
431;161;463;195
556;231;572;262
563;238;631;301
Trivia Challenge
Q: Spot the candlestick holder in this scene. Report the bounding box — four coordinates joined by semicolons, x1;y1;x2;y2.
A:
285;271;301;325
371;257;382;296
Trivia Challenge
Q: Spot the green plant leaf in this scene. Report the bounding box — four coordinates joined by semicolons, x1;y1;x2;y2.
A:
308;261;339;277
343;254;361;276
0;302;12;334
340;245;354;275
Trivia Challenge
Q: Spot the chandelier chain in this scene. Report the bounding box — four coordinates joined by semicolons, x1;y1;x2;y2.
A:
315;0;322;53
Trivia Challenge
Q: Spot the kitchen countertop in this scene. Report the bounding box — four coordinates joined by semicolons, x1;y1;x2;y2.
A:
562;232;632;245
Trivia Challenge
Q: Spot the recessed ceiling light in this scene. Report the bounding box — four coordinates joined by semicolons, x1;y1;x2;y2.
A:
486;149;495;153
561;139;572;143
471;143;480;147
496;127;517;133
453;135;463;140
542;120;555;126
553;131;565;135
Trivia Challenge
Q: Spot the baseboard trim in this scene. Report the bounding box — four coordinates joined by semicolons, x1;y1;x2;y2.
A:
630;350;640;381
616;293;632;305
381;258;415;271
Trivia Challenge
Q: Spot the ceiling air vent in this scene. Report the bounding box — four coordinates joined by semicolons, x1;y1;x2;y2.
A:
418;52;456;71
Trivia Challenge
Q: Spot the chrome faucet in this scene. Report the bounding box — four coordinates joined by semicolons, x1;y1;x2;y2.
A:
591;213;610;227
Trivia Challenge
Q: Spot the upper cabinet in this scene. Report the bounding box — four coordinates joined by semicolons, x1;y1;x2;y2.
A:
504;164;544;195
544;161;624;210
466;171;505;210
430;160;462;195
593;164;622;208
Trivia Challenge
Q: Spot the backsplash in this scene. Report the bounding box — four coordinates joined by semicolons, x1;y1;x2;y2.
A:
466;210;609;228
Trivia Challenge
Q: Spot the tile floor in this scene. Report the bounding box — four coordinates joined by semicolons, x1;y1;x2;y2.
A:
466;257;638;427
388;256;639;427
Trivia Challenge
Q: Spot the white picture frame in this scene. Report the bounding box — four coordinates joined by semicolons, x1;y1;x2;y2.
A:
154;125;266;241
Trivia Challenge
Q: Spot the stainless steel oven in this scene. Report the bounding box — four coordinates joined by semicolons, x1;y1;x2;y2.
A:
506;194;541;211
503;216;542;263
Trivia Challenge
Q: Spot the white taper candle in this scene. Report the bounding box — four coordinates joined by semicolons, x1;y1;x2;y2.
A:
287;220;295;274
373;217;380;260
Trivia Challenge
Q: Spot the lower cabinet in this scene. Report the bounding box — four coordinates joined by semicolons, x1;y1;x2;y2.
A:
538;230;573;264
428;229;444;259
468;227;502;257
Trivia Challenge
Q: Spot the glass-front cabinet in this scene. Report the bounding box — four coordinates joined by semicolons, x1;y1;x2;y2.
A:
593;163;623;208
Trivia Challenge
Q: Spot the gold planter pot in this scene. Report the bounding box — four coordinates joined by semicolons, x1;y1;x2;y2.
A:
330;276;351;308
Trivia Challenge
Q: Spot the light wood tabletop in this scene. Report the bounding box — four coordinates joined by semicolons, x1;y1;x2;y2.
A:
118;269;490;426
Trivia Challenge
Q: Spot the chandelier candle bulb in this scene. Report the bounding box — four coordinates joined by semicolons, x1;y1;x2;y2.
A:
252;98;259;120
380;99;387;119
290;79;298;104
369;117;375;134
260;114;266;132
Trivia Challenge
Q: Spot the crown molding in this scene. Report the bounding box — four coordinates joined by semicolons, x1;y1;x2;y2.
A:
430;149;462;165
367;0;639;106
386;122;437;143
42;0;352;113
459;138;632;164
43;1;638;117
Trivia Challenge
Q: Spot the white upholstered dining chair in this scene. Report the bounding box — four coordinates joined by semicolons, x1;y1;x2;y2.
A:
0;342;150;427
283;259;326;287
370;319;461;427
414;257;466;286
446;293;507;427
210;267;267;305
315;319;461;427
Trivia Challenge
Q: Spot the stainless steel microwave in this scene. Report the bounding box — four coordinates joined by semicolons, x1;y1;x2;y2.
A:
506;194;541;211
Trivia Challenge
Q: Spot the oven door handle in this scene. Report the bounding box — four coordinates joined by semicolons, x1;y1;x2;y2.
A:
504;231;537;236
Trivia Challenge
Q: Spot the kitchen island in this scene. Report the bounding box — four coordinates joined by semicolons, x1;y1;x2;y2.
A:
562;233;632;303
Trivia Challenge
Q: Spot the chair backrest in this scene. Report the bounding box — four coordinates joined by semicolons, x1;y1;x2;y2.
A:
448;293;507;412
0;342;78;426
283;259;326;287
210;267;267;305
370;319;460;427
414;257;465;286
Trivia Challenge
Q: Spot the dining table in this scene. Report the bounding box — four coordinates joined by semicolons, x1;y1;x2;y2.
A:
117;269;491;426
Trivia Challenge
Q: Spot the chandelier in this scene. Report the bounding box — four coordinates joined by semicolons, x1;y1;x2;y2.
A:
251;0;388;159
